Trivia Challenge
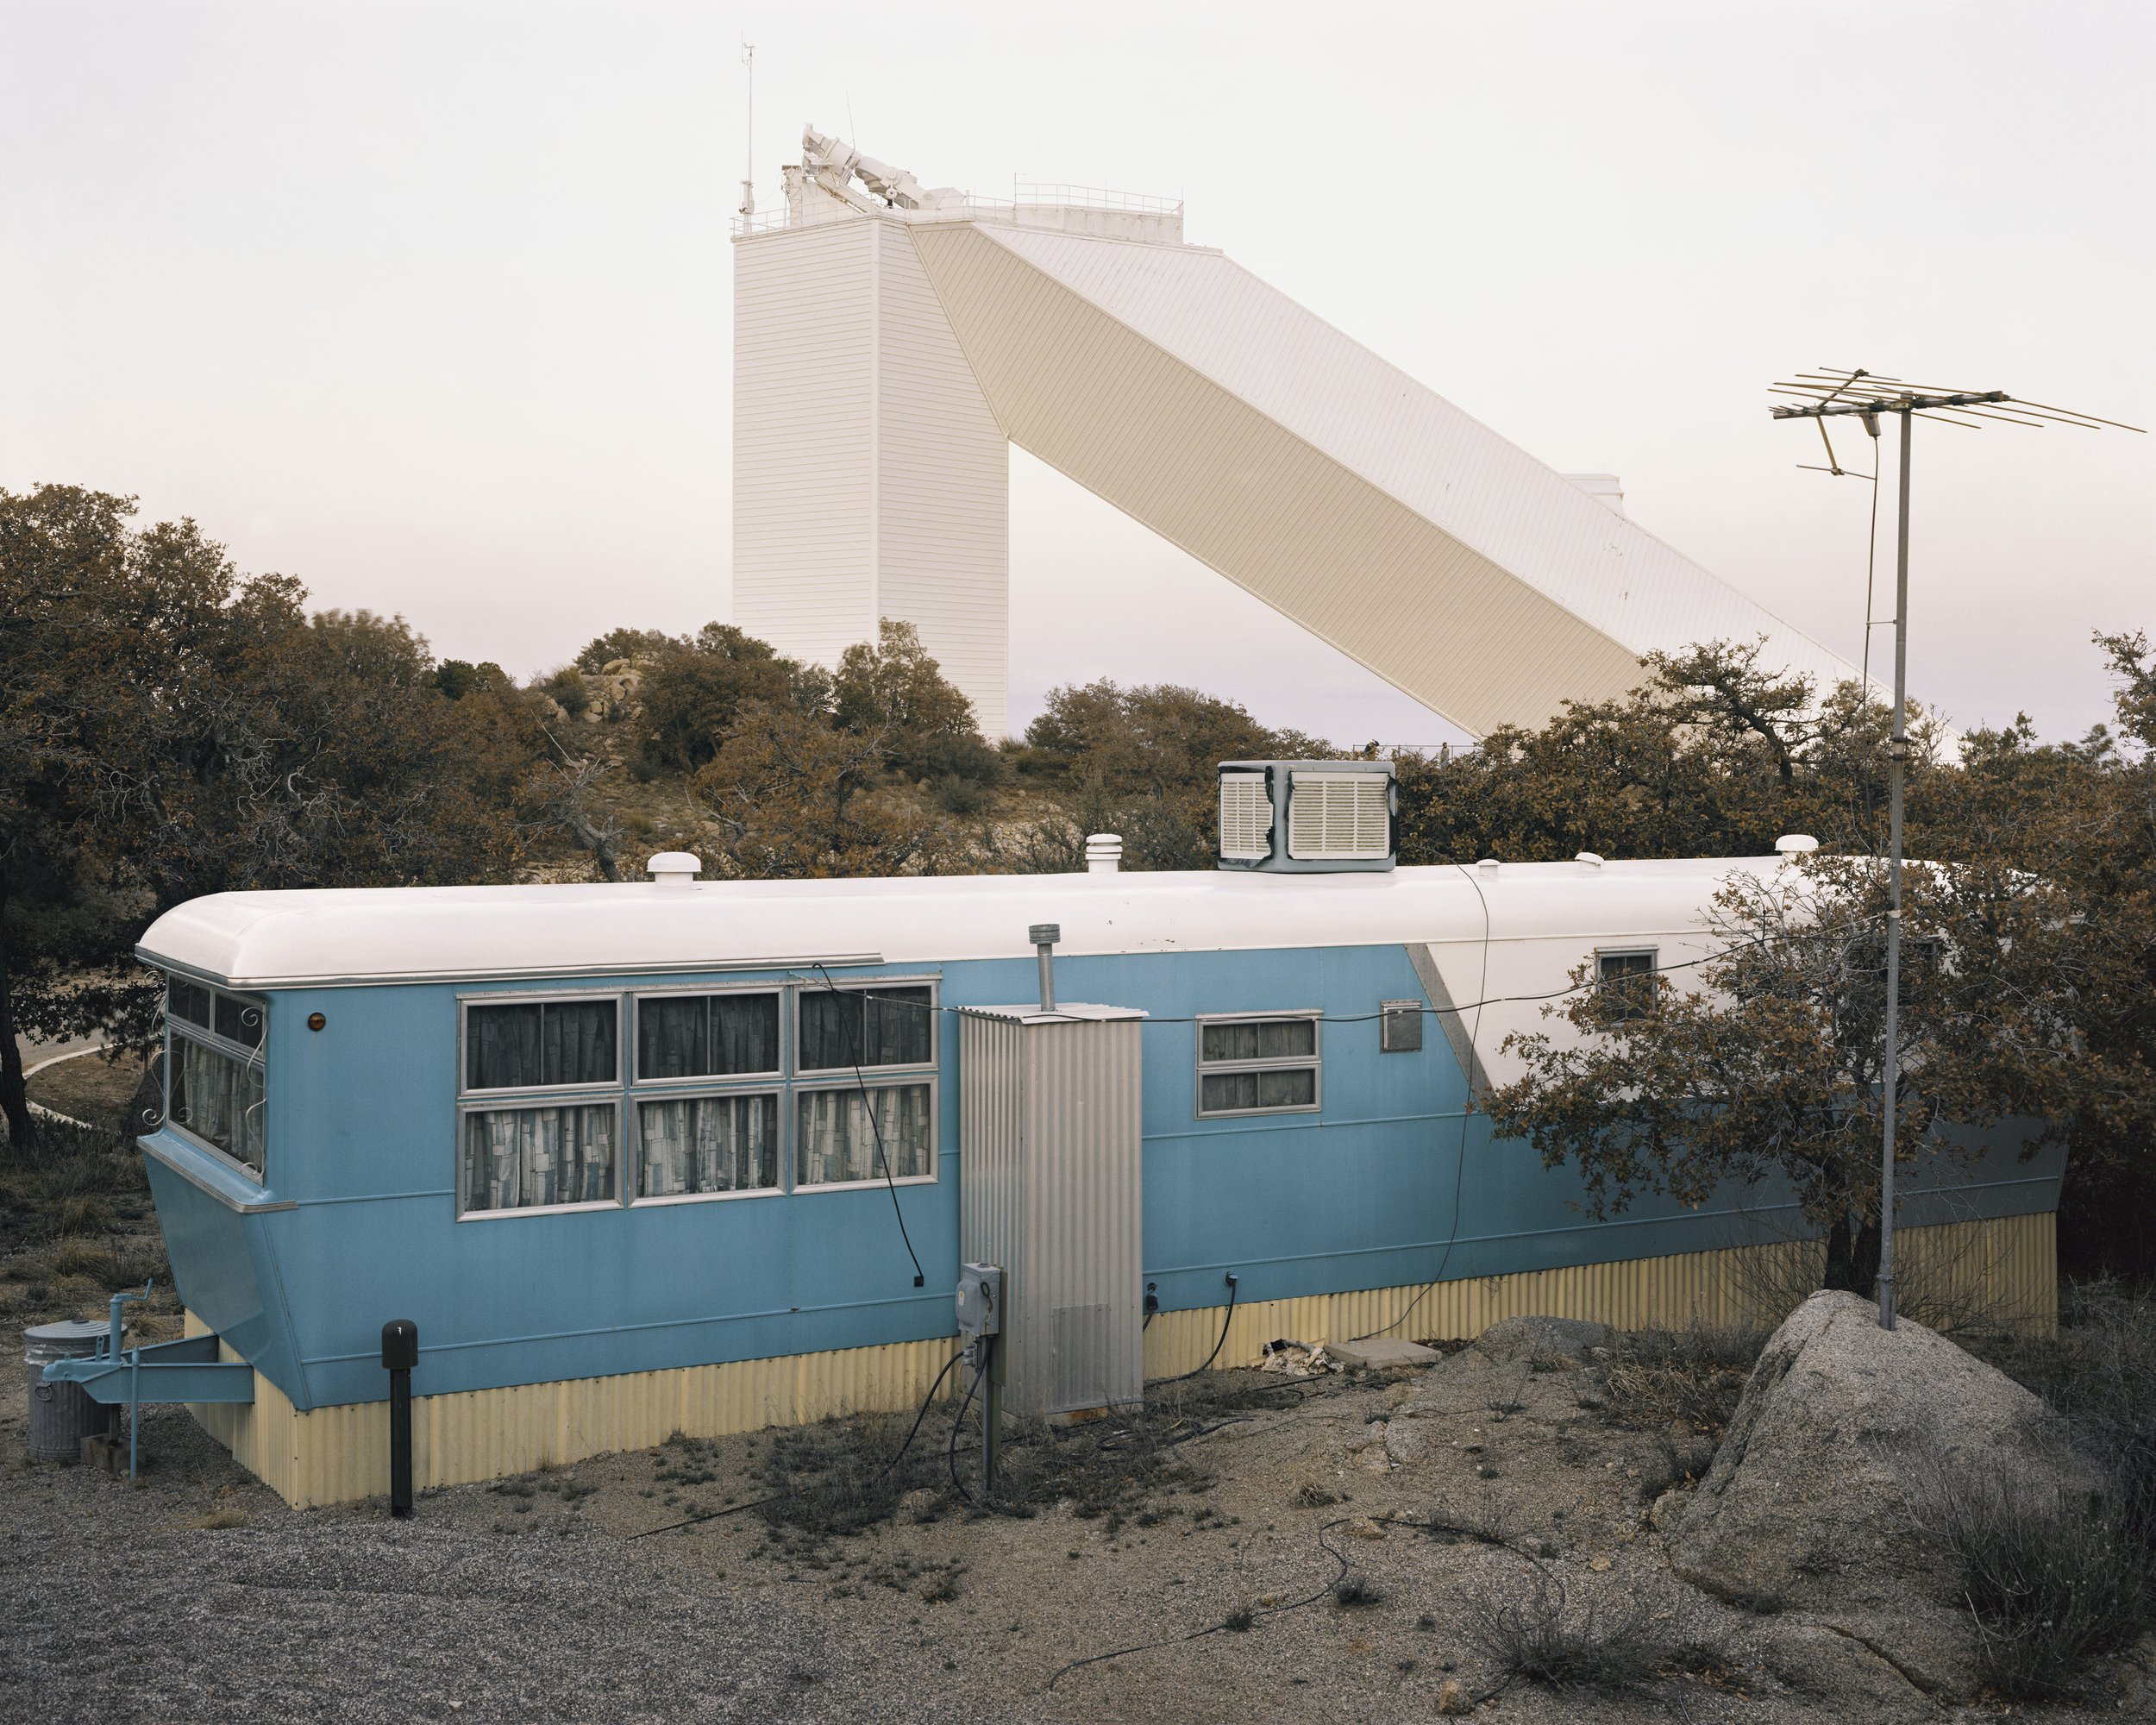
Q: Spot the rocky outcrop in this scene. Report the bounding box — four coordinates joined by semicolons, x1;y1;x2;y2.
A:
1666;1289;2084;1699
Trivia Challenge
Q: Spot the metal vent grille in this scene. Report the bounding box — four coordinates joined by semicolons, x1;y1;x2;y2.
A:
1218;772;1273;861
1052;1303;1110;1414
1287;773;1391;861
1380;1000;1424;1053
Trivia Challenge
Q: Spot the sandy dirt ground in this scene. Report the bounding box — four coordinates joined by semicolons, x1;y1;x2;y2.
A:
5;1334;2148;1725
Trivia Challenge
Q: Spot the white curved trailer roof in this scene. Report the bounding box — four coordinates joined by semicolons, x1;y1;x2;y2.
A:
141;858;1788;1092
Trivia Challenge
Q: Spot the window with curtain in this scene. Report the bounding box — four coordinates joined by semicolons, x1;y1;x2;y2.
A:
169;1035;267;1173
798;986;933;1072
794;1083;932;1187
165;975;268;1177
1195;1013;1321;1117
636;993;781;1082
466;999;617;1090
1595;950;1658;1023
637;1093;780;1197
461;1103;618;1212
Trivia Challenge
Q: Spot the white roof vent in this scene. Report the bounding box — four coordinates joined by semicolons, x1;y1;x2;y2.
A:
1576;851;1605;869
645;851;703;886
1774;834;1820;858
1085;833;1123;875
1476;857;1501;874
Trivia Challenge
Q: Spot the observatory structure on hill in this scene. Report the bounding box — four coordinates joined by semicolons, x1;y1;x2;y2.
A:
732;130;1858;739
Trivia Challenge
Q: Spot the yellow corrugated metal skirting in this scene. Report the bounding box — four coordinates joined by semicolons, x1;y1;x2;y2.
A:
185;1212;2054;1508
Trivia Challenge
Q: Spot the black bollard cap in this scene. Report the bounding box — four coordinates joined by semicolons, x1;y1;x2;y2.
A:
381;1319;418;1371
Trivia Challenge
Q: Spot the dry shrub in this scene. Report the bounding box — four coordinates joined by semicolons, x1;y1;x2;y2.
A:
1600;1323;1766;1437
1463;1573;1729;1694
1932;1283;2156;1697
1906;1455;2146;1701
182;1506;251;1531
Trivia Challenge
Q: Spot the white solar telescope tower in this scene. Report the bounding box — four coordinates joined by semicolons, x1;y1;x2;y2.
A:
732;129;1863;741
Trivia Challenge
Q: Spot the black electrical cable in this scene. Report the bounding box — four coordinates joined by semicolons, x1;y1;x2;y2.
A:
946;1351;984;1503
630;1345;966;1539
1046;1514;1359;1690
1047;1508;1551;1697
811;963;925;1288
1163;1275;1238;1383
787;908;1889;1034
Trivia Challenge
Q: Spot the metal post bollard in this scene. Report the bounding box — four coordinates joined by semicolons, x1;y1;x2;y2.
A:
380;1320;417;1518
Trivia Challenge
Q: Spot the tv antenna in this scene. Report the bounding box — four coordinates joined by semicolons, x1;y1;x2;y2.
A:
1768;367;2143;1332
737;38;755;222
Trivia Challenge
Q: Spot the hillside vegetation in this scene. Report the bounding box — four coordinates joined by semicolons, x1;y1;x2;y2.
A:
3;482;2154;1281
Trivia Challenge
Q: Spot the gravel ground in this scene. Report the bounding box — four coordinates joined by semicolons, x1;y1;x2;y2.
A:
5;1346;2148;1724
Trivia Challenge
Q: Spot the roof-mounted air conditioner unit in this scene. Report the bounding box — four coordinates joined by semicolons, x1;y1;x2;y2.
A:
1216;760;1396;874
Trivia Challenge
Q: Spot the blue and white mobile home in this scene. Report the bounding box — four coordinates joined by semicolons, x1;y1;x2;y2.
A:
128;787;2061;1504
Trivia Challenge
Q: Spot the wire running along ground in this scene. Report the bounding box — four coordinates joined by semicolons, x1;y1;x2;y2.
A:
629;1344;969;1540
1045;1506;1549;1701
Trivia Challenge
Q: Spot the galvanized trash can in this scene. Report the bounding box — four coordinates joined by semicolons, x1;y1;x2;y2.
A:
25;1320;111;1462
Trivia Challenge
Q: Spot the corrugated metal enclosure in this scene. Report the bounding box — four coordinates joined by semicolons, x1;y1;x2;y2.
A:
960;1005;1145;1417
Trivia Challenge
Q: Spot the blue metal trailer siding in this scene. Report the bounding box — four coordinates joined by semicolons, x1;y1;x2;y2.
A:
139;942;2064;1415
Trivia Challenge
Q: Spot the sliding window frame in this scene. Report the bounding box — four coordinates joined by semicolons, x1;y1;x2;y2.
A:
454;987;626;1220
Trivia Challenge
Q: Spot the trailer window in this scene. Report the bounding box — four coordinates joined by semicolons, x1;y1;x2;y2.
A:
798;985;934;1073
636;1092;781;1198
636;992;781;1082
164;976;268;1179
465;998;617;1091
1194;1013;1322;1118
795;1082;934;1187
1595;950;1657;1023
461;1103;618;1212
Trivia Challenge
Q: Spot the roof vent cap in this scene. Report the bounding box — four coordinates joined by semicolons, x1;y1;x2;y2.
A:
1576;851;1605;869
1476;857;1501;874
646;851;703;886
1085;833;1122;875
1774;834;1820;858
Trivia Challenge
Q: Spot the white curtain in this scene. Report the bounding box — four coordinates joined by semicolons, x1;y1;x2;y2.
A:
172;1035;266;1174
794;1084;931;1187
638;1094;779;1196
463;1104;617;1210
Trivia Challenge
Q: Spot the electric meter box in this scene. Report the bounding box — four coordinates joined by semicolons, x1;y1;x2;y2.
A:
956;1263;1003;1337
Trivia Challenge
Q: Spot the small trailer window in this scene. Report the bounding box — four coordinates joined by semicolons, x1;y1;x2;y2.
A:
797;984;935;1073
461;1103;618;1211
795;1082;935;1188
636;1092;781;1199
1595;950;1658;1022
165;976;267;1178
636;991;781;1082
1194;1013;1322;1117
464;998;617;1091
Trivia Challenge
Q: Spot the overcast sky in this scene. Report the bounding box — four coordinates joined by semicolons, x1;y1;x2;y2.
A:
3;1;2149;746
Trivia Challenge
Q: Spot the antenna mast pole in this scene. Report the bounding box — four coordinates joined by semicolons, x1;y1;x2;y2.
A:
738;39;755;221
1877;402;1911;1331
1767;369;2141;1330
